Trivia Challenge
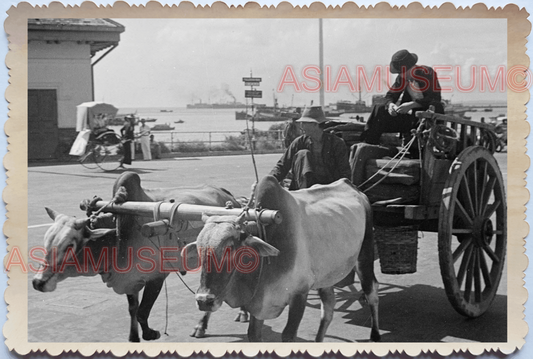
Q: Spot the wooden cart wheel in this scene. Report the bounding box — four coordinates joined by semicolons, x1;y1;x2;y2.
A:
438;146;506;317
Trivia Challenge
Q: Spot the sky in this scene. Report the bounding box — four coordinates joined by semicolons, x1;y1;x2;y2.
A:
94;17;508;108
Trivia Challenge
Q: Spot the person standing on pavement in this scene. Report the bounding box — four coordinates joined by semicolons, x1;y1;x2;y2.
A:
119;115;135;168
270;106;351;190
138;119;152;161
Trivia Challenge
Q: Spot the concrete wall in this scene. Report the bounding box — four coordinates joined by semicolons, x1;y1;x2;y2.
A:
28;40;93;129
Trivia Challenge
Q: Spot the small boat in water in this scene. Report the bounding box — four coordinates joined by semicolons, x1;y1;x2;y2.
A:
174;120;184;124
151;123;175;131
160;109;174;113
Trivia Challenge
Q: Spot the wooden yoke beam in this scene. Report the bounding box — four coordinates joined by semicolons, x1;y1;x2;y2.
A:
92;200;283;225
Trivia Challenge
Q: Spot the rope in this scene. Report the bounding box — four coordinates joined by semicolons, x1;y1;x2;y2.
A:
359;135;417;192
163;278;169;336
174;271;196;294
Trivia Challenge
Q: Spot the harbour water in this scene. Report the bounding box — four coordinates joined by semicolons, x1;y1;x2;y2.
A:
109;106;507;144
114;107;281;143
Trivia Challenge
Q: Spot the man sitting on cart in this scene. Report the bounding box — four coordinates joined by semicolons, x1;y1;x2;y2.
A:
269;106;351;190
350;50;445;186
361;49;444;147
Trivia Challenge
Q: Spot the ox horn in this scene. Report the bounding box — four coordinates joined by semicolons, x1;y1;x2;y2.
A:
45;207;60;221
74;218;89;230
236;211;246;227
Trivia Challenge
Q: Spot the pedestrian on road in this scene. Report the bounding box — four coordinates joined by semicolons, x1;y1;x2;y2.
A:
270;106;351;190
119;115;135;167
138;119;152;160
150;134;161;159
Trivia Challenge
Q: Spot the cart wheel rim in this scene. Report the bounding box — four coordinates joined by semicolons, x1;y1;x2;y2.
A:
94;143;122;171
438;146;506;317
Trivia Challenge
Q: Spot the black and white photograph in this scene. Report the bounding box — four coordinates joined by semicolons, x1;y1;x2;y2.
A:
2;1;530;357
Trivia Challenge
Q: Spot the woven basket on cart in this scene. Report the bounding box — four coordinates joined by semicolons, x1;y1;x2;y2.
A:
374;225;419;274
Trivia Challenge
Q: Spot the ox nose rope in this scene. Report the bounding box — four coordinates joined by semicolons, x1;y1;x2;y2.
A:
147;202;197;336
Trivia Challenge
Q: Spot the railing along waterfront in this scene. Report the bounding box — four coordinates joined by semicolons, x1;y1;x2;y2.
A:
151;130;285;152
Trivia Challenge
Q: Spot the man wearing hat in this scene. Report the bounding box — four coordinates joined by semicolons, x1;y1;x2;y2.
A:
119;115;135;167
361;49;444;146
270;106;351;190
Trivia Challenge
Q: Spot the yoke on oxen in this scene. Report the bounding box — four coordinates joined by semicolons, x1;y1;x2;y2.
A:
83;193;283;239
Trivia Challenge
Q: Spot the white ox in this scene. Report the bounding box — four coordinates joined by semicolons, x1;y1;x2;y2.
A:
32;171;247;342
182;175;380;342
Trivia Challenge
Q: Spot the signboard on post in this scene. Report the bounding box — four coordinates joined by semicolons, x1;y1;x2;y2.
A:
245;90;262;98
242;77;262;83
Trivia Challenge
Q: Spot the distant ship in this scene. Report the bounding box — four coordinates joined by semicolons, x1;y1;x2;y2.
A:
443;99;472;117
335;91;378;113
336;100;372;113
187;99;247;109
151;123;175;131
160;109;174;113
235;111;252;120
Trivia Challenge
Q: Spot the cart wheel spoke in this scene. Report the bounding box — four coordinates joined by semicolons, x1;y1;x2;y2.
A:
470;160;479;215
457;243;474;288
454;198;474;227
482;244;501;263
476;161;489;213
479;172;495;213
453;237;473;263
479;249;493;289
473;248;482;303
483;200;501;219
463;248;476;302
460;175;476;218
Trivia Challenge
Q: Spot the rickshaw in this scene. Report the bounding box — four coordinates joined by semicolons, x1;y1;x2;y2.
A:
327;109;506;318
71;101;124;171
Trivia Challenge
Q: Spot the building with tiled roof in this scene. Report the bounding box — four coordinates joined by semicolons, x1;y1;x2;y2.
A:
28;18;125;160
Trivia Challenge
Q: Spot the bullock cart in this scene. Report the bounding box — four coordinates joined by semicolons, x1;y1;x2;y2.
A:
332;110;506;318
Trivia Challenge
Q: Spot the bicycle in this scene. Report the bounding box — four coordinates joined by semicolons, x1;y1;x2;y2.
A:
78;129;124;171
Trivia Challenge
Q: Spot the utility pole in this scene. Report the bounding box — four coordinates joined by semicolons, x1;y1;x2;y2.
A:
319;18;325;108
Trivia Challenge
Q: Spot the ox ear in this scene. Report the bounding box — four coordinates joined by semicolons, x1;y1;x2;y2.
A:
242;235;280;257
86;227;116;241
45;207;60;221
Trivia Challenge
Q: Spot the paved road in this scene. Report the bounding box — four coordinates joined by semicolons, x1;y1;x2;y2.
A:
27;153;507;343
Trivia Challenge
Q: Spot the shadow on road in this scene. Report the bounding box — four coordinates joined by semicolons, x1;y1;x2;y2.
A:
304;282;506;343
